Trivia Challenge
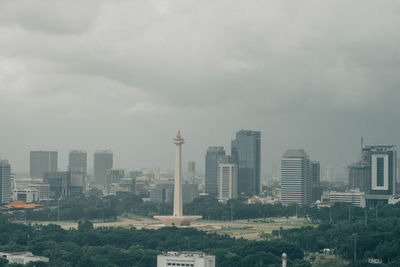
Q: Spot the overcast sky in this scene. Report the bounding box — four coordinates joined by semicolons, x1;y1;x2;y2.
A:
1;0;399;177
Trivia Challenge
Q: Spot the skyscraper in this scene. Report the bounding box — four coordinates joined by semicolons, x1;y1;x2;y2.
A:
0;160;12;203
231;130;261;196
187;161;196;173
218;163;238;200
94;150;113;185
362;145;397;207
68;150;87;174
281;149;312;205
348;162;369;192
205;146;226;196
30;151;58;178
311;161;320;185
43;171;70;198
106;168;124;193
311;160;322;202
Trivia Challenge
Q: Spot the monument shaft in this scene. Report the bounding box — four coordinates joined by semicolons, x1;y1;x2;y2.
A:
173;134;183;216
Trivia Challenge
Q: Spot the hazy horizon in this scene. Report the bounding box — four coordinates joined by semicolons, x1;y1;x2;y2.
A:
1;1;399;177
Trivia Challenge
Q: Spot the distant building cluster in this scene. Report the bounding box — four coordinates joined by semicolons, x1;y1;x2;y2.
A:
345;144;397;207
0;132;397;212
205;130;261;201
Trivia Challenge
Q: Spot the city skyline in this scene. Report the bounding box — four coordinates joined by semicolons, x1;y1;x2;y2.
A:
2;135;397;180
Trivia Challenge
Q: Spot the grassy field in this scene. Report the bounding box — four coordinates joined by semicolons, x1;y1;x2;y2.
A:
27;215;314;241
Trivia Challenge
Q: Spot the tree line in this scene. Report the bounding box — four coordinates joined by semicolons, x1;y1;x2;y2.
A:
0;215;307;267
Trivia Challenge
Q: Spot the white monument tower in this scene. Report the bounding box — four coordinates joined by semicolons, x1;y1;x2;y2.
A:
154;130;201;227
173;130;184;217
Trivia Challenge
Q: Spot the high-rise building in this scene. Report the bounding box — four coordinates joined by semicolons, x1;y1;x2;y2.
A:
311;161;320;185
217;163;238;200
348;162;369;192
188;161;196;173
43;171;70;198
362;145;397;207
325;167;334;181
106;168;124;193
205;146;226;196
0;160;12;203
157;252;215;267
94;150;113;185
69;168;85;197
231;130;261;196
30;151;58;178
68;150;87;174
281;149;312;205
182;183;199;204
311;161;322;202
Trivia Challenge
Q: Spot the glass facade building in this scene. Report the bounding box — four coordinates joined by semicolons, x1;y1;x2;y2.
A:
231;130;261;196
68;150;87;174
205;147;226;196
94;150;113;185
30;151;58;178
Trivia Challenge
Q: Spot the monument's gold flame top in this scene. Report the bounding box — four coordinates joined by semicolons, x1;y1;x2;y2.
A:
176;129;181;139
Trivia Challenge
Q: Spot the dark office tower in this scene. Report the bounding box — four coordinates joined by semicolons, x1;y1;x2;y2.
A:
362;145;397;207
231;130;261;196
0;160;12;203
94;150;113;185
311;161;320;185
30;151;58;178
188;161;196;173
68;150;87;174
281;149;312;205
311;161;322;202
205;147;225;196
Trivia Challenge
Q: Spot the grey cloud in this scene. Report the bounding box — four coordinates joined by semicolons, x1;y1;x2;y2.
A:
0;0;99;34
0;0;399;175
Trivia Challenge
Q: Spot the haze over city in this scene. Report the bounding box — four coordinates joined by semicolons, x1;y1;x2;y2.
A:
1;0;400;176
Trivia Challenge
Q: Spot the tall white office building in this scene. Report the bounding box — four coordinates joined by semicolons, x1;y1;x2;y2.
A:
218;163;237;200
0;160;12;203
281;149;312;205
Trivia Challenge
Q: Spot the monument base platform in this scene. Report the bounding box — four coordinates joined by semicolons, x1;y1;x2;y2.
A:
154;215;202;227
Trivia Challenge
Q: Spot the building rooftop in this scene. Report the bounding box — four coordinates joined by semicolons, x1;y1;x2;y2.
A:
161;252;211;258
282;149;309;158
1;201;41;210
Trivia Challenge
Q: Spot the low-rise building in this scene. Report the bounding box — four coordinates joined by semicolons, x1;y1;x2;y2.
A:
323;190;366;207
0;252;49;264
27;184;50;200
157;252;215;267
13;188;38;203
